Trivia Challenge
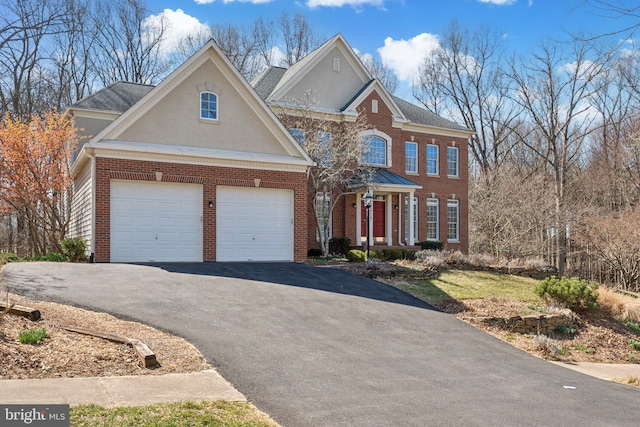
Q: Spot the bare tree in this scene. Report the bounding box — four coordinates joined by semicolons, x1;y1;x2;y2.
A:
469;165;553;259
580;209;640;291
415;21;520;176
0;0;69;118
90;0;170;86
358;52;398;95
274;91;371;256
47;0;97;108
508;39;604;274
279;12;321;67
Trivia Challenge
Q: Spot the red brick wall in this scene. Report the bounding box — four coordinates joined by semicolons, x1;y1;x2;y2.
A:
94;157;308;262
297;89;469;254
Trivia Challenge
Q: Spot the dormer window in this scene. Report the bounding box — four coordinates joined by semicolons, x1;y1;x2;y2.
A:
200;91;218;120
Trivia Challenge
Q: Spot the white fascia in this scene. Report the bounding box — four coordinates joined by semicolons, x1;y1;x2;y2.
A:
86;140;314;172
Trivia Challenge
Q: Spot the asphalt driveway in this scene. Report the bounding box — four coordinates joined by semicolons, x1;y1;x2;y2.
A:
3;262;638;426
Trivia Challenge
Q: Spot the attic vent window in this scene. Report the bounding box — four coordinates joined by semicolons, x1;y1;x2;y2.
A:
372;99;378;113
200;91;218;121
333;57;340;72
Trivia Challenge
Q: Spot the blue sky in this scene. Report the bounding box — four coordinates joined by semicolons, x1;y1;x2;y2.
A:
146;0;637;96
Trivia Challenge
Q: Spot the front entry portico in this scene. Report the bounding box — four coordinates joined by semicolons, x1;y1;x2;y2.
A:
352;169;422;248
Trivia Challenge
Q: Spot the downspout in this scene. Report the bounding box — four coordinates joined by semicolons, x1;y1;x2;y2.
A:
88;149;96;263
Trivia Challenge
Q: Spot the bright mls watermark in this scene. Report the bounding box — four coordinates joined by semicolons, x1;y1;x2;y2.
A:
1;405;69;426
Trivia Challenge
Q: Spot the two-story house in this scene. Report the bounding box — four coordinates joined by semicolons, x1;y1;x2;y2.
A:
66;35;470;263
253;34;472;253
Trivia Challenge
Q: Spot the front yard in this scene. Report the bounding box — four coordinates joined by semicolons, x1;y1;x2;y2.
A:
377;268;640;369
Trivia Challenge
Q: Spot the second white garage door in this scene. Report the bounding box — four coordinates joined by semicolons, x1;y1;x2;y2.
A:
111;181;203;262
216;186;294;261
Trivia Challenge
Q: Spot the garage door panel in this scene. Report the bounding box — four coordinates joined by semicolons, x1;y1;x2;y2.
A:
217;186;293;262
111;181;203;262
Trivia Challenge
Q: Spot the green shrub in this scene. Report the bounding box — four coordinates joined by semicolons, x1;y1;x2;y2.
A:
402;249;416;261
61;237;88;262
329;237;351;255
418;241;443;251
45;252;66;262
378;248;402;261
534;276;599;311
346;249;367;263
554;323;576;336
626;320;640;335
629;339;640;351
19;328;48;345
0;253;19;265
307;248;323;257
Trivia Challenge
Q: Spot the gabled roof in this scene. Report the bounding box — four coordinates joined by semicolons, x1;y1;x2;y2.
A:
69;38;314;170
72;82;154;113
266;33;372;103
252;34;471;135
252;66;287;100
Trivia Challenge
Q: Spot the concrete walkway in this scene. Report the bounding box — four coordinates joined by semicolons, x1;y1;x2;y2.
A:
1;363;638;409
552;362;640;382
0;369;246;407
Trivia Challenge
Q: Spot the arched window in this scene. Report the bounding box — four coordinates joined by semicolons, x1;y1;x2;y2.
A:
364;135;387;166
200;92;218;120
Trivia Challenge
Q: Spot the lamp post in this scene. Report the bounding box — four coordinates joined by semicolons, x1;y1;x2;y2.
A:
363;189;373;261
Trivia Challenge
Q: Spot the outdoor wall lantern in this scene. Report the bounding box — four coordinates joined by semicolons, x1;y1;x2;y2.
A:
363;190;374;261
352;203;357;208
208;201;214;208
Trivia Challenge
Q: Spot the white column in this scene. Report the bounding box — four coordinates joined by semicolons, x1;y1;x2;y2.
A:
408;190;416;246
355;193;362;246
386;194;393;246
398;194;404;246
368;198;374;247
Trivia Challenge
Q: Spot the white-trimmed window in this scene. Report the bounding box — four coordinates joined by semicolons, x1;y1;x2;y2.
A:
290;128;305;145
405;142;417;174
316;192;331;241
447;199;459;242
447;146;459;177
426;144;438;175
364;135;387;166
200;91;218;120
426;198;439;241
404;196;418;243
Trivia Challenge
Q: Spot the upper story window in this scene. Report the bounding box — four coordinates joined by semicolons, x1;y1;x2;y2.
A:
365;136;386;166
405;142;417;174
447;146;459;177
200;92;218;120
426;144;438;175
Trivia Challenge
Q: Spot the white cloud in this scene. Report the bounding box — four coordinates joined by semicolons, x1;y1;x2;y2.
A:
144;9;210;57
306;0;385;8
194;0;214;4
477;0;517;5
377;33;440;82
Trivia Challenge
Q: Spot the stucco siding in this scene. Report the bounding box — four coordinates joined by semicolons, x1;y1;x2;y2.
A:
68;162;93;255
117;60;291;156
284;46;366;110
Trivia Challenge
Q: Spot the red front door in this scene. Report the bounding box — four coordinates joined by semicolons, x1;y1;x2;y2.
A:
361;201;386;239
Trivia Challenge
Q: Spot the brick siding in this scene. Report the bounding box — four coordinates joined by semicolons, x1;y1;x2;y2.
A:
94;157;308;262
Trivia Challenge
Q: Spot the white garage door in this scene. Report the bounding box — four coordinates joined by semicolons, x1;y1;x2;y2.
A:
111;181;203;262
217;186;294;262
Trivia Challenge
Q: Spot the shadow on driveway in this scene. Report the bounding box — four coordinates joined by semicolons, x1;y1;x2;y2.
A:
139;261;439;312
